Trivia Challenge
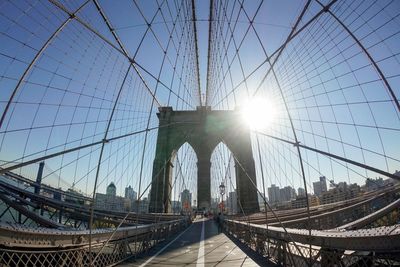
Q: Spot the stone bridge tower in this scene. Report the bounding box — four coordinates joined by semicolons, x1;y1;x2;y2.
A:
149;106;259;214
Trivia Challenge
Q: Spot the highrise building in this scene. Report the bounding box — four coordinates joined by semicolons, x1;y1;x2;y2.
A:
268;184;281;204
124;185;137;201
320;176;328;192
280;186;296;202
124;185;137;211
106;182;116;196
313;176;327;196
227;191;238;214
298;187;306;197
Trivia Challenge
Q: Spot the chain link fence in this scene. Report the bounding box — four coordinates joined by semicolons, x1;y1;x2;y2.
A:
224;219;400;267
0;219;189;267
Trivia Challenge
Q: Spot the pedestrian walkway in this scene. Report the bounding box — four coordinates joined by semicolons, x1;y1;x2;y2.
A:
121;217;269;266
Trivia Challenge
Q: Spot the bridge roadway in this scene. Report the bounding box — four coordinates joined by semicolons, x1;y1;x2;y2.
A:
121;217;270;267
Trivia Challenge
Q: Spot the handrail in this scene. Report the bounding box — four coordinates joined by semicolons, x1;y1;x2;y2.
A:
0;218;188;248
224;219;400;251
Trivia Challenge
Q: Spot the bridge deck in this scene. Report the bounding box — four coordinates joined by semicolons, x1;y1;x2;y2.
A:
121;217;270;266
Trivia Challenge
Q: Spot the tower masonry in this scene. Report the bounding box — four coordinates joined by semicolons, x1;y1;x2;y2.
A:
149;106;259;213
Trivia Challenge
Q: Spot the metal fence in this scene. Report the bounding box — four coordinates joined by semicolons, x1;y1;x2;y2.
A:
224;219;400;267
0;219;189;267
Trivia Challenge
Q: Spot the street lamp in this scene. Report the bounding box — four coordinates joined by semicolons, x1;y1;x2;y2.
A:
219;182;225;214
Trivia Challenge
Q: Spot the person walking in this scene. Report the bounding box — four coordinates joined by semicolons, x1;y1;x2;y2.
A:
217;212;224;233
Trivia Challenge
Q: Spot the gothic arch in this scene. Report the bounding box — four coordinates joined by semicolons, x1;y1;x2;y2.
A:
149;106;259;213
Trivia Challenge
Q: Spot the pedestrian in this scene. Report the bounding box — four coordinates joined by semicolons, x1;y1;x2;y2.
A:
217;212;224;233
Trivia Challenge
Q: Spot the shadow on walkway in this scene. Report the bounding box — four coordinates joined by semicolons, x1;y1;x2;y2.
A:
120;217;276;266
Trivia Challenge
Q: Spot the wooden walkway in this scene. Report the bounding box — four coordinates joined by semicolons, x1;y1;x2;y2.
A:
120;217;271;266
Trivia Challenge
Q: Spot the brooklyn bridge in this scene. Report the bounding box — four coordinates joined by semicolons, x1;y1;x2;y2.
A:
0;0;399;266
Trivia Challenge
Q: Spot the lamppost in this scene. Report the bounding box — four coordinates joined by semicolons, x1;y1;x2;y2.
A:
219;182;225;214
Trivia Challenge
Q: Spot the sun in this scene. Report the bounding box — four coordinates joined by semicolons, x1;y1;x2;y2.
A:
240;97;277;130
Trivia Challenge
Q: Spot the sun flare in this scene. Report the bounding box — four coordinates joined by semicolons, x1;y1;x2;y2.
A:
241;97;277;130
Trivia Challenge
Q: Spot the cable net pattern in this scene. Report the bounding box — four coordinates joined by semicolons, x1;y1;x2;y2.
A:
0;0;400;266
206;0;400;202
0;1;399;265
0;0;200;199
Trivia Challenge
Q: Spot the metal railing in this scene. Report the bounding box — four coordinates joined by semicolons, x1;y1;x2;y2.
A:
0;219;190;266
224;219;400;266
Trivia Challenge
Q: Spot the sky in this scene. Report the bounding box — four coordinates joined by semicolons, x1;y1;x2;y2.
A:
0;0;399;205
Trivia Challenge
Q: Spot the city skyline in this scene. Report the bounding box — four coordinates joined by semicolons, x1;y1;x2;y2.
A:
266;173;399;208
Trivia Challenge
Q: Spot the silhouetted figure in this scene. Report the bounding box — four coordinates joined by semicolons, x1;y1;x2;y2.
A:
217;212;224;233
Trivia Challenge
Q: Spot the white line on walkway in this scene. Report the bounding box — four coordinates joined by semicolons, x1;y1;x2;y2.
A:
196;219;205;267
139;223;193;267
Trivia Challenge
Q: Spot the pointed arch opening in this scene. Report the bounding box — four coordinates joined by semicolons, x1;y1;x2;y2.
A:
170;142;198;214
210;142;238;215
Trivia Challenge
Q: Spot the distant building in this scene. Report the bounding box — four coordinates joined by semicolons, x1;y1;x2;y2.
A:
95;193;130;211
321;176;328;191
347;183;361;199
268;184;281;204
227;191;238;214
124;185;137;211
320;182;361;205
386;171;400;186
298;187;306;197
106;182;116;196
365;178;384;191
280;186;296;202
181;189;192;211
95;182;130;211
320;188;346;205
291;195;320;209
125;185;137;200
313;176;327;196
